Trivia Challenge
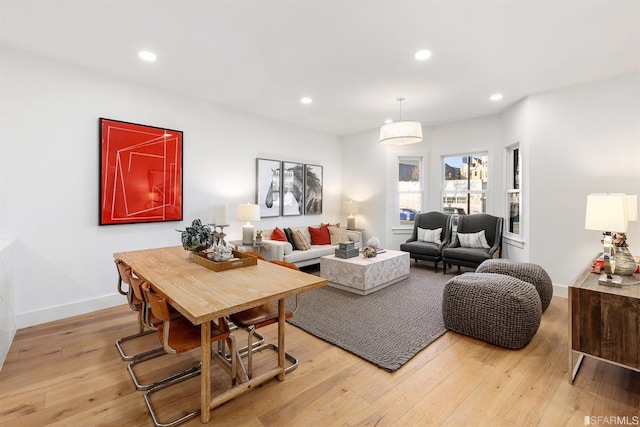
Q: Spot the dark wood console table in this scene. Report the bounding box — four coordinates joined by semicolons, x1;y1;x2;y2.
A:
568;256;639;383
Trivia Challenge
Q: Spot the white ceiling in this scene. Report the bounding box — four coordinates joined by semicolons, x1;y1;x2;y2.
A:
1;1;638;136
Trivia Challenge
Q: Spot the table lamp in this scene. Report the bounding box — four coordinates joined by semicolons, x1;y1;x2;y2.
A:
237;203;260;245
584;193;628;285
612;194;638;276
343;201;359;230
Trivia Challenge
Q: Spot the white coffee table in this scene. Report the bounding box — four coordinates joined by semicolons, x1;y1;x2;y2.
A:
320;249;410;295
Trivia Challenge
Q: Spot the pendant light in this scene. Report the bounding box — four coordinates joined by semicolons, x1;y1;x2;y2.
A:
379;98;423;145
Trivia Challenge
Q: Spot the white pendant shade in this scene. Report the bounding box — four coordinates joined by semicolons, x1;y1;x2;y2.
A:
379;120;423;145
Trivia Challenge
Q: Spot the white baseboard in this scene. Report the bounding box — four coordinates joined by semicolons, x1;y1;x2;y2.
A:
553;283;568;299
15;294;124;329
14;284;571;330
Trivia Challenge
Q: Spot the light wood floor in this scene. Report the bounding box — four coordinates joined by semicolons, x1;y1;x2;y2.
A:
1;280;639;426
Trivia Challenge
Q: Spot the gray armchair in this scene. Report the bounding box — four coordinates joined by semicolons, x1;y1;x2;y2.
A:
442;213;503;274
400;212;452;272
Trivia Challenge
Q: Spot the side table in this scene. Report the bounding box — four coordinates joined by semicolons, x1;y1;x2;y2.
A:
568;255;639;383
228;240;264;255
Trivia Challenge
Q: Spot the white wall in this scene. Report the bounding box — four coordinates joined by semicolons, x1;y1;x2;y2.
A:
342;72;640;295
342;115;503;251
0;47;342;328
1;45;638;327
500;97;530;262
527;72;640;288
341;128;434;249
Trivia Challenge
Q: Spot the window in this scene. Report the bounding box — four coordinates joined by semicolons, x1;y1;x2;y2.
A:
506;145;522;237
442;153;488;215
398;157;423;224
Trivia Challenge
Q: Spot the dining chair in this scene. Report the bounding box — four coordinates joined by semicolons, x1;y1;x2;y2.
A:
125;274;186;390
140;282;237;427
114;259;164;362
221;250;266;350
228;260;300;379
243;251;265;260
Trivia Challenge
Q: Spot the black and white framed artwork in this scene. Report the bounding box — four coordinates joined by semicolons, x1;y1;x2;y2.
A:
282;161;304;216
304;164;323;215
256;158;281;218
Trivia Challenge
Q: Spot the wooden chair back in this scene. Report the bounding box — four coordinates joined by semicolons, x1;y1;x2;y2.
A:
141;282;172;323
244;251;265;260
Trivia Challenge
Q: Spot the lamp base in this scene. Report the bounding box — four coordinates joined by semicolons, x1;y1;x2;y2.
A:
347;216;355;230
242;224;254;245
598;273;623;287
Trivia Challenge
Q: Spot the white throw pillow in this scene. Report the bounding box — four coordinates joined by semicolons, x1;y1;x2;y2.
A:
457;230;490;249
417;227;442;244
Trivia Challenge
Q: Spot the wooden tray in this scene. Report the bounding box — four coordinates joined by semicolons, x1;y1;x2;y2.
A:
193;250;258;272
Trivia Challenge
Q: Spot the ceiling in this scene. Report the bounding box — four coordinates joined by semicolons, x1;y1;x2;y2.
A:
1;1;638;136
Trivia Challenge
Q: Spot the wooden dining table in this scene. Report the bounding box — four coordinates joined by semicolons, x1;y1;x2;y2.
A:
113;245;327;423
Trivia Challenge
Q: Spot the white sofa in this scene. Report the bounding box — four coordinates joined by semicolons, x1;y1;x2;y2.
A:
260;226;362;268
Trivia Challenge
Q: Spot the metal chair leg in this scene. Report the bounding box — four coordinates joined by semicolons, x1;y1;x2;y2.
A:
243;326;297;379
127;356;201;391
115;329;158;361
143;338;237;427
144;369;202;427
219;323;264;362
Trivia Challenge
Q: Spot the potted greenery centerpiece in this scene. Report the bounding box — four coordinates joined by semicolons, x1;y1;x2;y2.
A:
177;219;213;253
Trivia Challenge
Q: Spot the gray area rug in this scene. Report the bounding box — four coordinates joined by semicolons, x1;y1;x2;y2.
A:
286;267;448;372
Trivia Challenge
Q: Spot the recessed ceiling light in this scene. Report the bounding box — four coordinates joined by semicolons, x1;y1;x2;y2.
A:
414;50;432;61
300;97;312;105
490;93;503;101
138;51;157;62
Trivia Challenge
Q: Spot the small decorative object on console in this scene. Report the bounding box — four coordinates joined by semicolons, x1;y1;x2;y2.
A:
367;237;380;249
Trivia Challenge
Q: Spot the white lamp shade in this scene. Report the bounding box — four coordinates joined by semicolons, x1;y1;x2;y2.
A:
626;194;637;222
210;204;228;225
237;203;260;222
343;201;359;215
379;121;423;145
585;193;628;232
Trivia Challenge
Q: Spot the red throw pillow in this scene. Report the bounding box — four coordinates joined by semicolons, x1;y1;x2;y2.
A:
308;225;331;245
271;227;288;242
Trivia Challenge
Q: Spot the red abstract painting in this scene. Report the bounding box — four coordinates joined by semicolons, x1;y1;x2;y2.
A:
100;118;183;225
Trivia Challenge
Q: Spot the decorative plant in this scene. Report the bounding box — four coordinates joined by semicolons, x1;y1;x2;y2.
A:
612;232;628;247
256;230;264;238
177;219;213;251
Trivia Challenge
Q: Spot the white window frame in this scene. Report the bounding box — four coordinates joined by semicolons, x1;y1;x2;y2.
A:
504;142;523;243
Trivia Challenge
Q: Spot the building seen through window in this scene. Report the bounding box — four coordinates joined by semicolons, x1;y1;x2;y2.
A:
442;154;488;215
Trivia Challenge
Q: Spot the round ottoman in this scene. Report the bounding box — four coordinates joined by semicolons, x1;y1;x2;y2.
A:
442;273;542;349
476;259;553;312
